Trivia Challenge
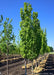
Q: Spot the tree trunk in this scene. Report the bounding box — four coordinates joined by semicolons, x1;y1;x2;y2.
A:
28;59;29;64
7;54;9;75
32;61;33;75
7;44;9;75
36;62;37;68
25;59;27;75
36;59;37;68
0;50;1;61
38;61;39;66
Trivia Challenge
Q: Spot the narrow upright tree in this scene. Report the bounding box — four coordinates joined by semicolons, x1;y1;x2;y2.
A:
46;46;50;53
40;29;47;55
32;12;41;57
2;18;14;75
20;2;32;75
0;15;3;56
20;2;42;75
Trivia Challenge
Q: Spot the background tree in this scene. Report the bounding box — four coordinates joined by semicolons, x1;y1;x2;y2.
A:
46;46;50;52
0;15;3;23
40;29;47;55
0;15;3;56
0;18;15;75
32;12;42;57
49;46;53;52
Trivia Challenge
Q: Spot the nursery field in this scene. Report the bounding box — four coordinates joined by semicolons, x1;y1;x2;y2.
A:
0;54;31;75
1;54;54;75
40;54;54;75
0;1;54;75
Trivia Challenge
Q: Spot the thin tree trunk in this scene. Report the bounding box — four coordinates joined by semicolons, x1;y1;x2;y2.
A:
36;60;37;68
25;59;27;75
32;61;33;75
28;59;29;64
7;54;9;75
38;61;39;66
7;44;9;75
0;50;1;61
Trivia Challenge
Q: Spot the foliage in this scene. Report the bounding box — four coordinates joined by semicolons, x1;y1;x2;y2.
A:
0;18;14;54
20;2;33;59
46;46;50;52
0;3;51;57
0;15;3;23
40;29;47;55
20;2;42;61
49;46;53;52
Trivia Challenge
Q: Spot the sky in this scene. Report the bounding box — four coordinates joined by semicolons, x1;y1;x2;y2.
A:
0;0;54;48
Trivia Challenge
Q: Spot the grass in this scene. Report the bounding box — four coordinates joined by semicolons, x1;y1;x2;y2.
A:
49;52;54;54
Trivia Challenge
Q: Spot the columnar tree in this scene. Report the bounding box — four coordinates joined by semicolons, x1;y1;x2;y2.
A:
0;18;14;54
40;29;47;55
20;2;42;74
49;46;53;52
1;18;14;75
20;2;50;75
32;12;42;57
40;29;50;61
0;15;3;23
0;15;3;57
40;30;44;55
46;46;50;52
20;2;32;75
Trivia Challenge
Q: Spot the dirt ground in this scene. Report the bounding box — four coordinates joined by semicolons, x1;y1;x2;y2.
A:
40;54;54;75
0;58;31;75
0;54;54;75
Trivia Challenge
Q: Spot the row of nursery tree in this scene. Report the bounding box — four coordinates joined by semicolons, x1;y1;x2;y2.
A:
20;3;53;75
0;2;53;56
20;2;53;60
0;2;54;75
